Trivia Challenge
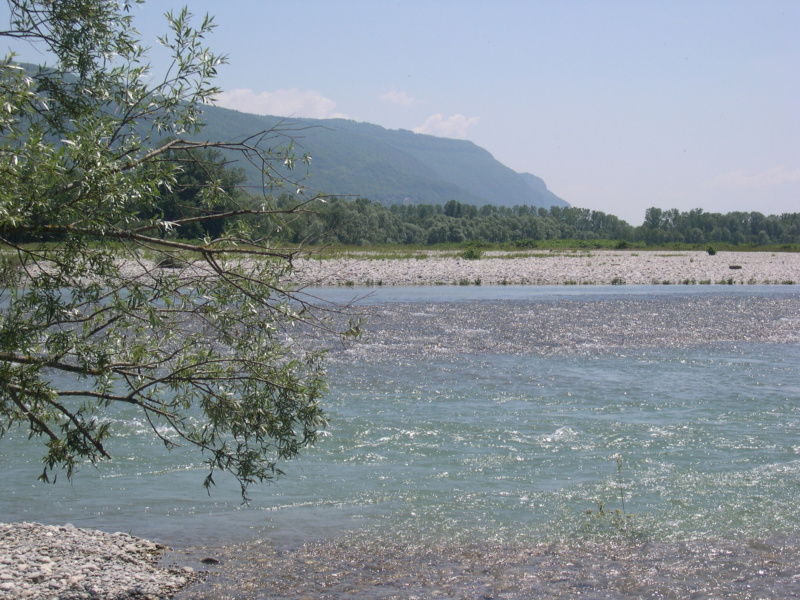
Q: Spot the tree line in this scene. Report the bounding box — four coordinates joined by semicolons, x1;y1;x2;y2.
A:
264;196;800;247
137;147;797;248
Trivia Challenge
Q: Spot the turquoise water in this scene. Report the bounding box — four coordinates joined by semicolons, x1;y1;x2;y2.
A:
2;286;800;597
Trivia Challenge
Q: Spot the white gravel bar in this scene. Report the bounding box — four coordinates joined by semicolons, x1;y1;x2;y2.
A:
291;250;800;287
26;249;800;289
0;522;197;600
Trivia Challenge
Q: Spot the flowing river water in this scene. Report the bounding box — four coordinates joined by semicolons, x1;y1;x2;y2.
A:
2;285;800;598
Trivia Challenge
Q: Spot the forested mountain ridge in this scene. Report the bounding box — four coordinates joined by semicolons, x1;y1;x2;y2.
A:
194;105;570;210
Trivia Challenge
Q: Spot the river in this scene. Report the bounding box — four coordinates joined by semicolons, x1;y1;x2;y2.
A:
2;285;800;598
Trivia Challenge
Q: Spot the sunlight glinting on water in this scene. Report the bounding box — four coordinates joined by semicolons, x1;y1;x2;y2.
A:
3;288;800;594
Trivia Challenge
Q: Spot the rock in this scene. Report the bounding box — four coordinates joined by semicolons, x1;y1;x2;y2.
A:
26;571;45;583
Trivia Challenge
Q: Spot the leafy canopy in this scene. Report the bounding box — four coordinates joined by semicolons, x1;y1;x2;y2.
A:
0;0;352;499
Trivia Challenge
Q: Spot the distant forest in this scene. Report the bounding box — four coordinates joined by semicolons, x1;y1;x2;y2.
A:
97;146;797;249
270;196;800;248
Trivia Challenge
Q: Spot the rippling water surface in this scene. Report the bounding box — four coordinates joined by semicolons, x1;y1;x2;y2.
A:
2;286;800;598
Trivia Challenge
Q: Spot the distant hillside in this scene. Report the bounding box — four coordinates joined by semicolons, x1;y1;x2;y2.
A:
518;173;567;209
15;59;567;209
194;105;569;210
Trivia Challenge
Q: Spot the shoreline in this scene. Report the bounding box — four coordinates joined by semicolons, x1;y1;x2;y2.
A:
0;522;198;599
291;250;800;287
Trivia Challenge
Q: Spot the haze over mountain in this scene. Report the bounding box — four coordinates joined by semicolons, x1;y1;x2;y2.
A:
196;105;569;210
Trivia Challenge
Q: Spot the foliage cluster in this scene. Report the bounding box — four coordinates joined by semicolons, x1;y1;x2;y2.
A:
0;0;352;498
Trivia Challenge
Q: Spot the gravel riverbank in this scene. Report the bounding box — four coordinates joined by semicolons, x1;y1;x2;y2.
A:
291;250;800;287
0;522;197;599
32;249;798;289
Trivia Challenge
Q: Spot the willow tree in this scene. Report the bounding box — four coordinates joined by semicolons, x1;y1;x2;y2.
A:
0;0;350;498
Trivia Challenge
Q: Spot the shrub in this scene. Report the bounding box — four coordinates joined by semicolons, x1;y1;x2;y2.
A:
459;245;484;260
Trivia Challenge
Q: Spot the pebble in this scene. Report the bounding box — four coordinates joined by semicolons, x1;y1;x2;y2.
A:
0;522;199;599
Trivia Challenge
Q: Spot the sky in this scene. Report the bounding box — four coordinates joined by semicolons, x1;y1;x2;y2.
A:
3;1;798;224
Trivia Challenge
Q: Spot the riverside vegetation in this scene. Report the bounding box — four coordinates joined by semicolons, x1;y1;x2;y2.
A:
0;0;359;500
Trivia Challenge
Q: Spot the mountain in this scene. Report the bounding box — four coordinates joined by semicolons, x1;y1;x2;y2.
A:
518;173;567;209
16;59;565;209
195;105;569;209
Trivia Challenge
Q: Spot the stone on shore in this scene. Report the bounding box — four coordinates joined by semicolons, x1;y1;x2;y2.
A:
0;522;197;599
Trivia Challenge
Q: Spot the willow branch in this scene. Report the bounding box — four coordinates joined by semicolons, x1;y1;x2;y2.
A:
0;352;104;376
44;396;111;459
8;388;59;443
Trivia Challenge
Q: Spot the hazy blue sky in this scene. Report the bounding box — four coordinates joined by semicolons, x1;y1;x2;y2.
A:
4;1;798;224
